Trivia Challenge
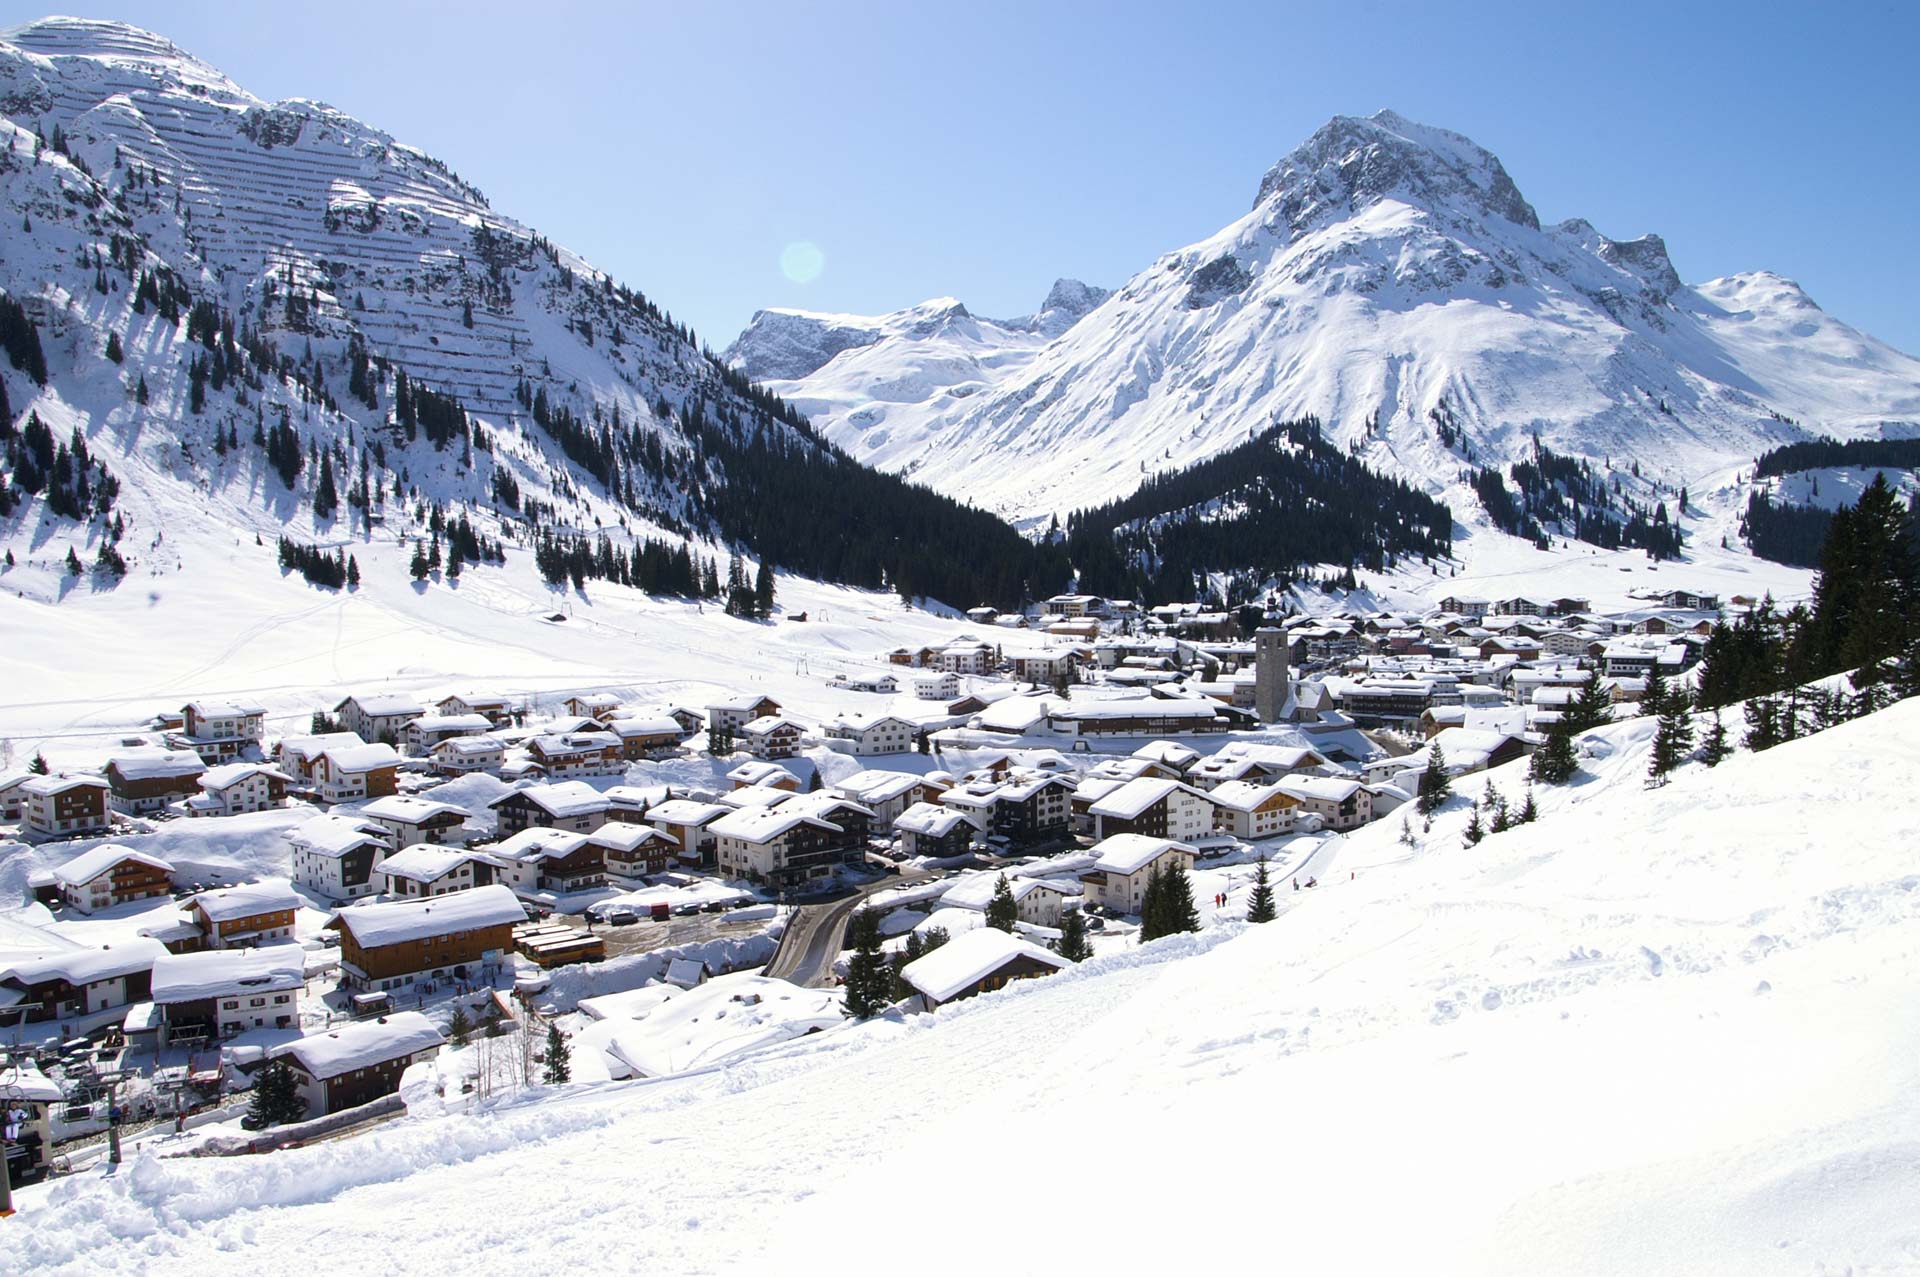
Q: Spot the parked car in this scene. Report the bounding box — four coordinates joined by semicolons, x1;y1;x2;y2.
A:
605;907;638;926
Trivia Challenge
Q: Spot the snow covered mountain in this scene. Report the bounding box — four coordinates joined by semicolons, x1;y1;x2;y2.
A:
744;110;1920;529
0;16;1044;615
724;280;1109;461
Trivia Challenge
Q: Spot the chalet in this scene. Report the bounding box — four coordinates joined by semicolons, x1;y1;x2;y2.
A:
149;944;307;1041
740;716;804;760
563;692;625;721
706;694;783;735
22;773;112;838
375;844;490;898
937;641;996;676
939;873;1080;927
821;713;917;756
170;700;268;762
1274;776;1373;831
1043;593;1108;618
912;672;962;700
940;772;1074;849
1424;727;1532;776
827;671;900;694
485;828;608;894
1132;740;1202;775
1207;781;1301;840
431;734;506;776
490;781;611;836
591;823;679;883
435;693;517;726
1437;595;1489;620
832;769;946;829
1660;589;1720;611
332;694;424;745
602;784;665;823
358;794;471;847
711;807;852;889
177;762;290;818
726;760;802;791
328;884;525;992
1070;775;1126;837
404;713;494;756
892;802;980;859
1011;650;1079;684
1601;643;1660;679
778;792;876;855
966;606;1000;625
526;730;625;778
272;1012;444;1119
650;706;705;737
643;799;731;868
900;928;1069;1010
1079;834;1195;914
312;742;402;804
609;716;685;760
187;879;300;949
1088;777;1216;843
49;844;173;913
277;731;368;783
0;770;29;822
104;749;207;816
1335;679;1436;727
288;815;391;904
0;939;165;1023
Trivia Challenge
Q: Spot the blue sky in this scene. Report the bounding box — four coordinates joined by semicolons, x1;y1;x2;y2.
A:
7;2;1917;355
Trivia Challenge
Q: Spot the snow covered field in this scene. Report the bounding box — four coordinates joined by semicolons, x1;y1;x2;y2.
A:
10;693;1916;1274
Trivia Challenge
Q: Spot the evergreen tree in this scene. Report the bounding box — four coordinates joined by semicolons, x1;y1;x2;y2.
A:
1416;743;1452;815
1245;855;1277;923
1517;784;1539;823
1698;711;1731;768
1649;687;1696;782
313;452;338;518
753;557;775;619
347;555;360;588
985;874;1018;932
29;752;48;774
1053;907;1093;961
65;546;82;575
247;1058;303;1128
135;375;148;405
1528;722;1574;783
1642;662;1669;720
1138;863;1168;940
1485;781;1510;833
843;907;892;1018
707;724;734;755
1567;669;1613;733
1463;802;1485;847
409;544;430;581
541;1022;571;1084
447;1006;472;1047
1160;859;1200;936
105;331;122;363
1744;694;1783;752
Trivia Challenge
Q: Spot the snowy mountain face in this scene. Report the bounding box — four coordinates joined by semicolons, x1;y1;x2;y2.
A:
745;109;1920;530
723;280;1108;463
0;17;1044;612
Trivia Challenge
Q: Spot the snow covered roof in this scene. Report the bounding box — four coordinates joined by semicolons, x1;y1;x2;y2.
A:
0;937;167;988
1276;776;1365;803
900;928;1068;1003
21;772;108;797
610;716;684;737
1088;833;1193;876
825;712;917;733
489;827;589;864
184;700;266;719
939;873;1078;911
893;802;979;838
976;694;1055;732
0;1060;63;1102
646;799;731;826
321;742;402;772
726;760;797;786
287;815;389;857
493;780;611;818
107;749;207;781
1088;777;1199;820
191;877;298;923
1051;697;1221;721
279;731;366;758
742;715;802;735
1207;780;1296;812
271;1011;443;1079
51;844;173;887
833;769;932;803
336;694;424;717
198;762;290;790
602;973;840;1079
720;784;794;810
409;713;493;733
330;883;525;948
708;806;840;843
664;958;707;988
150;943;306;1003
587;823;674;854
359;794;471;823
435;734;504;756
376;844;479;883
1131;740;1201;769
707;693;780;712
1071;775;1128;804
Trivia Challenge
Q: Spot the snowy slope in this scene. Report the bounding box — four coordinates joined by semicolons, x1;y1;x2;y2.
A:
12;696;1919;1274
746;110;1920;531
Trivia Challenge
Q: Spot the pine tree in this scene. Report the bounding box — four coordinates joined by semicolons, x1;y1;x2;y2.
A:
1697;711;1731;767
1161;859;1200;936
248;1058;303;1128
313;452;338;518
541;1023;571;1084
346;555;360;588
753;558;775;619
29;752;48;774
1743;695;1783;752
65;546;82;575
1567;670;1612;733
1649;687;1696;782
135;375;148;405
985;874;1018;932
843;907;892;1018
707;723;735;755
1416;743;1452;815
1463;802;1485;847
1245;855;1277;923
1485;781;1510;833
1053;907;1093;961
1530;724;1578;785
1138;863;1168;940
447;1006;473;1047
105;331;122;363
1517;784;1539;823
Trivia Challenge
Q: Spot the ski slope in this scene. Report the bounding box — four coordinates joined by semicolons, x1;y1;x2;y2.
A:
11;696;1918;1275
